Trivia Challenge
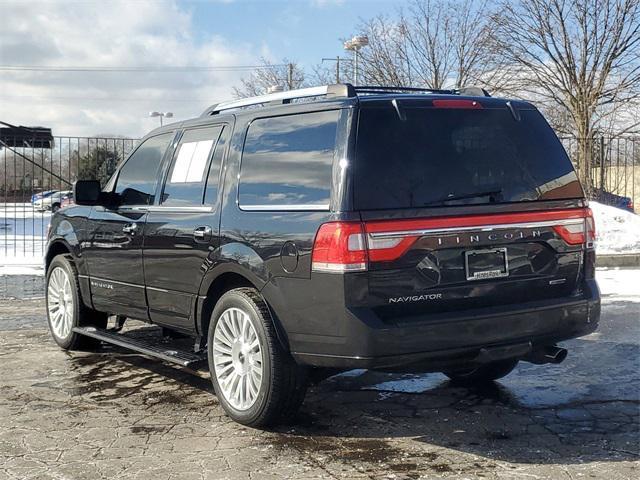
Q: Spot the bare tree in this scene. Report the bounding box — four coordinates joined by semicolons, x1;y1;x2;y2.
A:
354;0;495;89
489;0;640;187
232;58;306;98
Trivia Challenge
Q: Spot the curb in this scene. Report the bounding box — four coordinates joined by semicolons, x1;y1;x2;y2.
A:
597;254;640;268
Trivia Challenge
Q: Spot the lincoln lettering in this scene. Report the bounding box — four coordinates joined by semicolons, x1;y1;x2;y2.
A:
436;229;542;246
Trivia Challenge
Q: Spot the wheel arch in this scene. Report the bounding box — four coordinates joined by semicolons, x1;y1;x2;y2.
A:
197;268;290;352
45;240;94;310
45;240;73;272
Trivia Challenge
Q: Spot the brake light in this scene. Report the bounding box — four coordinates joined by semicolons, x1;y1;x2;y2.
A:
551;208;595;247
367;235;419;262
312;209;595;274
432;99;482;109
311;222;367;273
552;223;585;245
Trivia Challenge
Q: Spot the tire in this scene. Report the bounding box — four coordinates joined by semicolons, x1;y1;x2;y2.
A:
46;254;108;350
207;287;307;427
444;359;518;384
51;203;60;212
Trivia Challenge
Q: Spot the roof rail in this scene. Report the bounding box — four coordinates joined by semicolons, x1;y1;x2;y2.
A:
201;84;356;116
200;83;491;117
455;86;491;97
353;85;455;95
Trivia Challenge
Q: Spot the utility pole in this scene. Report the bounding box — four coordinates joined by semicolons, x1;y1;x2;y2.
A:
322;56;343;83
287;63;293;90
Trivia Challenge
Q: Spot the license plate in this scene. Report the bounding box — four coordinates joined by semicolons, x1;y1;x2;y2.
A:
465;248;509;281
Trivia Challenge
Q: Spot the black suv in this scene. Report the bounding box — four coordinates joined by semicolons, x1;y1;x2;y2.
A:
45;84;600;426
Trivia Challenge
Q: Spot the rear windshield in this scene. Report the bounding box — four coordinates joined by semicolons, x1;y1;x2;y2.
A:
354;103;583;210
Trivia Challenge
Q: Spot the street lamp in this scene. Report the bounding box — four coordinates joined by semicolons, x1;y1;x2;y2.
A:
344;35;369;85
149;111;173;126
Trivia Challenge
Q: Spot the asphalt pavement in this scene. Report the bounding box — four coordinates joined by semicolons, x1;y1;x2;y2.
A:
0;271;638;479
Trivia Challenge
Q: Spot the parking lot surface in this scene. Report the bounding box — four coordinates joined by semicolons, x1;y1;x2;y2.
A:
1;270;638;479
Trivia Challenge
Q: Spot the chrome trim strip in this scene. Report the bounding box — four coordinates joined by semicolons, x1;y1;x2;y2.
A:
146;285;192;296
367;218;584;239
311;261;367;273
146;206;213;213
90;276;144;289
240;204;330;212
122;206;213;213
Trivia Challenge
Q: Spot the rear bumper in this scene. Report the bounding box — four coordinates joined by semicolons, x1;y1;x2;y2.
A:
288;280;600;370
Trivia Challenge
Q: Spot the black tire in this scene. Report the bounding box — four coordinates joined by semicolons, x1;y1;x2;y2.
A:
207;287;307;427
45;254;108;350
444;359;518;384
51;203;61;212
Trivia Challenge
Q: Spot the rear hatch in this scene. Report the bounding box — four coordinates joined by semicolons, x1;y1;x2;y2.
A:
350;97;591;324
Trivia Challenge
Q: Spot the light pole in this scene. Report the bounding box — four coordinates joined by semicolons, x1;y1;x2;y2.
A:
343;35;369;85
149;111;173;126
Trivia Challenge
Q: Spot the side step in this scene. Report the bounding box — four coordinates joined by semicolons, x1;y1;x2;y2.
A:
72;326;207;368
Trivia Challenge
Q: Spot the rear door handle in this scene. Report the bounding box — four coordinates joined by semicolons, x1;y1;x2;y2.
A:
193;226;213;239
122;223;138;234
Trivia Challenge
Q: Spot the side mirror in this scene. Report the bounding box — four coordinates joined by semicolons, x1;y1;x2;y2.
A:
73;180;101;205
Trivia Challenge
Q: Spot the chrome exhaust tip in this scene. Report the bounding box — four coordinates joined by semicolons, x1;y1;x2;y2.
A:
524;345;568;365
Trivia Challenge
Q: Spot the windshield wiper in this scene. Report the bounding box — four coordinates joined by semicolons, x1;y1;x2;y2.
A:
422;189;503;207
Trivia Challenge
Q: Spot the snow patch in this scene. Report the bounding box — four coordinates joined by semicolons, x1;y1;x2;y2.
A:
595;268;640;301
590;201;640;254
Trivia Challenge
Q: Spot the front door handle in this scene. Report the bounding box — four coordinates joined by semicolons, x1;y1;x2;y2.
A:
122;223;138;234
193;225;213;239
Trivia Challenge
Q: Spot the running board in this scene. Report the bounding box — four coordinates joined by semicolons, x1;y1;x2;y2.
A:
72;326;207;368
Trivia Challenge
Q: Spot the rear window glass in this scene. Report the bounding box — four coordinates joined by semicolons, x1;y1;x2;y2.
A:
354;104;583;210
239;110;339;209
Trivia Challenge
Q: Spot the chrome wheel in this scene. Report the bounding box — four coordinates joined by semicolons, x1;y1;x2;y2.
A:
212;307;263;411
47;266;74;339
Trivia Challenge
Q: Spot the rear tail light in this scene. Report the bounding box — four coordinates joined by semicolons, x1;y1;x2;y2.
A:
552;209;595;248
312;208;595;274
311;222;368;273
552;222;586;245
311;222;420;273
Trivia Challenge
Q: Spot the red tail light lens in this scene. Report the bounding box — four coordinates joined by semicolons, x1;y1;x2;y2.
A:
311;222;367;273
551;208;595;247
366;235;419;262
312;208;595;274
552;223;585;245
311;222;420;272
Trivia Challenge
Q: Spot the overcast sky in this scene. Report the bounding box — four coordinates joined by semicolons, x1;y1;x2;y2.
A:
0;0;403;137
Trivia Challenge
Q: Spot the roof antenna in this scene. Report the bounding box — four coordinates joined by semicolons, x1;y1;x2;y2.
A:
391;99;406;121
506;101;521;121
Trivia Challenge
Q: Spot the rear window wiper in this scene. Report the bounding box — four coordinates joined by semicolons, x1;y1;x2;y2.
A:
422;189;503;206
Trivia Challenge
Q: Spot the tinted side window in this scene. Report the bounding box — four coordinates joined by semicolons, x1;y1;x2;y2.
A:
239;110;339;209
161;126;223;207
115;133;173;206
204;126;228;205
